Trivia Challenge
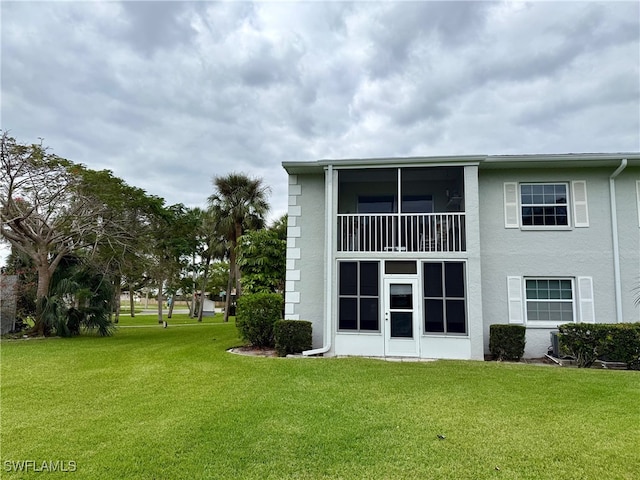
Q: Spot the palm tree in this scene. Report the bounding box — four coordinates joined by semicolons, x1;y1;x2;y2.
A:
208;173;270;322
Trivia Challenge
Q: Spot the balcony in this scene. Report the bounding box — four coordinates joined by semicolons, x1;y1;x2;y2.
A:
337;213;466;253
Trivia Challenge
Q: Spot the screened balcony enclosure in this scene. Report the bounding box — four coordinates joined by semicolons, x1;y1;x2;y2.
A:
337;167;466;253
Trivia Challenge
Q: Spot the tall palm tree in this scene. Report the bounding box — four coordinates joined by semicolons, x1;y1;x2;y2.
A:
208;173;270;322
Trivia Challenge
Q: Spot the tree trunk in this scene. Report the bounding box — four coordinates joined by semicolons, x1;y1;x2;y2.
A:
235;262;242;297
168;295;175;318
197;292;205;321
157;279;164;324
113;276;121;324
32;261;52;336
235;223;243;297
197;255;211;322
187;294;195;318
129;288;136;317
27;247;66;336
223;268;233;323
189;252;197;318
222;224;243;322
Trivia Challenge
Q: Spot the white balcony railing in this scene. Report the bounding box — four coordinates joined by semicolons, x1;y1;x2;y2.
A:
337;213;466;253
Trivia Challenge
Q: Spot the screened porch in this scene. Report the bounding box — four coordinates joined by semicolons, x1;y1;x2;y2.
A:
337;166;466;253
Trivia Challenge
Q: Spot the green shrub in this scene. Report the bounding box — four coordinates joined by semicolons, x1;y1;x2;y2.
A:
559;324;606;368
560;323;640;369
274;320;312;357
489;324;526;361
235;293;283;348
600;323;640;369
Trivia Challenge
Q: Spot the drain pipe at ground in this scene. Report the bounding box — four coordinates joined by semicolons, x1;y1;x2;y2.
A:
609;158;627;324
303;164;333;356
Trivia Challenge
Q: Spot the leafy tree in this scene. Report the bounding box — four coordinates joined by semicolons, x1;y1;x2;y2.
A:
147;204;200;323
270;214;288;241
206;261;230;299
236;225;286;295
208;173;270;322
71;168;165;323
0;132;166;334
0;133;119;334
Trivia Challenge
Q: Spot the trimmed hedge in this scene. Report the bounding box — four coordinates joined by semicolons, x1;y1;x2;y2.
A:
489;324;526;361
235;293;283;348
559;323;640;369
274;320;312;357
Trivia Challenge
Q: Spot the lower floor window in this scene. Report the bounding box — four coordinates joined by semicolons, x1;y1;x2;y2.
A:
423;261;466;334
525;278;574;323
338;261;380;331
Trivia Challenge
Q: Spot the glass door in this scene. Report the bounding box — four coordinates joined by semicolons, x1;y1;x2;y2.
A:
384;278;420;357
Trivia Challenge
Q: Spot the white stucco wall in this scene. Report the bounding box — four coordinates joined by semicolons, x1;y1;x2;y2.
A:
615;167;640;323
478;166;638;358
284;173;326;348
285;158;639;361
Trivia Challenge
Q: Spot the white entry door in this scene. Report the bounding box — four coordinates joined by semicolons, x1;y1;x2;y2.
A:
384;277;420;357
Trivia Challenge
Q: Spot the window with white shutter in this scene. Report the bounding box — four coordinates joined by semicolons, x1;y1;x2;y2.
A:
524;278;576;326
577;276;595;324
506;181;590;230
519;183;569;228
504;183;519;228
507;276;524;324
571;181;589;227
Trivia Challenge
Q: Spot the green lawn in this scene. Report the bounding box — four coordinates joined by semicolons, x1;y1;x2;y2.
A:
116;312;224;326
1;318;639;479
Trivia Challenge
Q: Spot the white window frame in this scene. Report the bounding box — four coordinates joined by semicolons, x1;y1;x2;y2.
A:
337;260;381;333
524;277;576;327
504;181;590;229
422;261;468;336
519;183;571;230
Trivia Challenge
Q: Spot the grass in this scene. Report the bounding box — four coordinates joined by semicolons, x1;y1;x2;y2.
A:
1;317;639;479
116;312;224;326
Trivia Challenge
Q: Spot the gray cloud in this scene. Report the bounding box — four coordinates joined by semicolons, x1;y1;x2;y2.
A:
1;0;638;239
118;1;202;55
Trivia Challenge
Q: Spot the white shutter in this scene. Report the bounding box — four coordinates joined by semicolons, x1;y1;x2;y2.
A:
504;182;519;228
507;276;524;324
572;181;589;227
577;276;595;323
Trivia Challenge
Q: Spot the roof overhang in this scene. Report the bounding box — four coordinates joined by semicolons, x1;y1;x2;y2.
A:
282;155;485;174
480;152;640;169
282;152;640;174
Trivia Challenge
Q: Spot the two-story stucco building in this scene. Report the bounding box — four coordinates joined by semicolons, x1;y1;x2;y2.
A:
282;153;640;360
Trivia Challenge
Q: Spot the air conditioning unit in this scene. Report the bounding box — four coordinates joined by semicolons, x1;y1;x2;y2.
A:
549;331;561;357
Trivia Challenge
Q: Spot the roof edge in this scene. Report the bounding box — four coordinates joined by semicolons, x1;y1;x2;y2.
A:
282;152;640;174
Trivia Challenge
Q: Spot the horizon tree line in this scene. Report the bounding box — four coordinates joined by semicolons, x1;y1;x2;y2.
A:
0;131;286;336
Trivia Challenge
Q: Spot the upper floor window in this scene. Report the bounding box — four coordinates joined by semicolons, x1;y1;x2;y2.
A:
520;183;568;227
504;180;588;229
338;166;464;214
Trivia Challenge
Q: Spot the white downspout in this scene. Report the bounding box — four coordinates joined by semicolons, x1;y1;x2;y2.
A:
609;158;627;323
303;164;333;356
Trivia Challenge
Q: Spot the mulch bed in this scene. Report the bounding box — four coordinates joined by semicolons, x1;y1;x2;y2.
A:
228;346;278;357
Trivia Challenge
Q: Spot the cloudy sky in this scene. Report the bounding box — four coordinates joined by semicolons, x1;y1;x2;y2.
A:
2;0;639;227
